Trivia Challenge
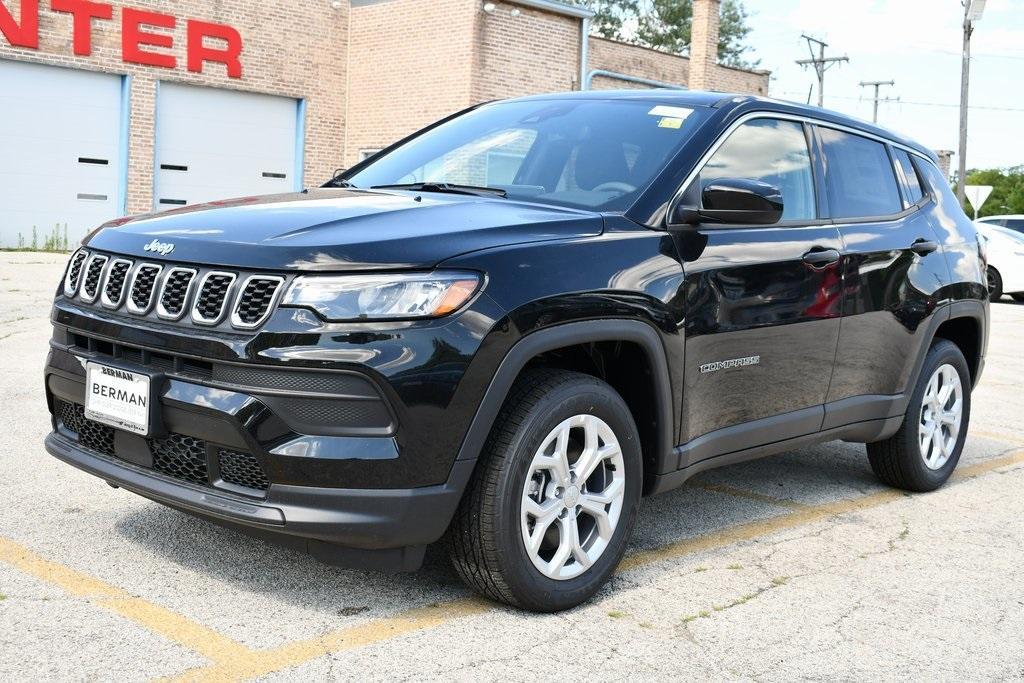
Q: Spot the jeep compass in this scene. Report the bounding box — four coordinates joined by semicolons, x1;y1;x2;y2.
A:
44;91;989;611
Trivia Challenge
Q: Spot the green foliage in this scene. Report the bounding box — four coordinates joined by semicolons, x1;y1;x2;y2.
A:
571;0;758;69
962;166;1024;217
3;224;70;252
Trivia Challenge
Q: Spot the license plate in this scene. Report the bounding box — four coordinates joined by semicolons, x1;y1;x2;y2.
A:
84;362;152;436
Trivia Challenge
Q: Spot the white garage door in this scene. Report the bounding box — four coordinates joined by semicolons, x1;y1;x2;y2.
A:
0;60;124;248
154;83;300;210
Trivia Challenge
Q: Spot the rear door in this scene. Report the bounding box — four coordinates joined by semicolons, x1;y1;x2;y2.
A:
676;116;844;465
818;126;950;428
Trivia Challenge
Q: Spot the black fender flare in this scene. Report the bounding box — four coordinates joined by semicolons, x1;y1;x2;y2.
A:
453;319;676;479
899;299;988;411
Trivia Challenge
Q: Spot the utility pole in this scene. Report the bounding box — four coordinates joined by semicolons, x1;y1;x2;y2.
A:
859;80;896;123
957;0;987;206
796;35;849;108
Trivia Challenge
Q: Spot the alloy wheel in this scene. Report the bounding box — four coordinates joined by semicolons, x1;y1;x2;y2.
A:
918;363;963;470
520;414;626;580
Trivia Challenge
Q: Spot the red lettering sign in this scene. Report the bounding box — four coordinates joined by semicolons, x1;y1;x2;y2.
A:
187;19;242;78
122;8;176;69
51;0;112;56
0;1;243;79
0;0;39;49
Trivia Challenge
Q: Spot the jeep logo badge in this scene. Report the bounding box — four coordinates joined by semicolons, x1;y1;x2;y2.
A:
143;239;175;256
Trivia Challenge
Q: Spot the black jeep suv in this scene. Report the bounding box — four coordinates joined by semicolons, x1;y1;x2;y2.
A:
45;91;988;611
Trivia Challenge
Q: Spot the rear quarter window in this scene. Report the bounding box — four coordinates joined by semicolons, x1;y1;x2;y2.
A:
893;149;925;206
819;127;903;219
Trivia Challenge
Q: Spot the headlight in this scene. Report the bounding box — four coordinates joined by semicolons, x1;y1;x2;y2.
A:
282;271;481;321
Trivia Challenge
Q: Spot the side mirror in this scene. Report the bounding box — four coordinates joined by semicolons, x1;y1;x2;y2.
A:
670;177;784;228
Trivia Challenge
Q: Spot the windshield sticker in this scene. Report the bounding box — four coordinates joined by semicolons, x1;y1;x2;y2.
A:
648;105;693;119
658;117;684;129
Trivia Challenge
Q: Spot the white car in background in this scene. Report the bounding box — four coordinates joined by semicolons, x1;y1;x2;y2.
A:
977;215;1024;236
976;221;1024;302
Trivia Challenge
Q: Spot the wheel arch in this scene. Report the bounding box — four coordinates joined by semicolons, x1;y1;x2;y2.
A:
453;320;676;494
932;303;986;387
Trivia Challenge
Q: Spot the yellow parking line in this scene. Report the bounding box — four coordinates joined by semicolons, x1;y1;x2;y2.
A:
695;482;808;510
3;448;1022;683
0;536;251;664
968;429;1024;446
167;598;490;682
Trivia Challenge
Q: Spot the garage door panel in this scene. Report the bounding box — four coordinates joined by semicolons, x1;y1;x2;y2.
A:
154;83;298;209
0;60;123;247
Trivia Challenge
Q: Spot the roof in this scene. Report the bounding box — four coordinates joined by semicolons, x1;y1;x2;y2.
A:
512;0;595;19
502;89;937;161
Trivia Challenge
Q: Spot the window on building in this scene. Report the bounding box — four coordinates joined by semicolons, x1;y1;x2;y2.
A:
700;118;816;221
819;127;903;219
893;148;925;207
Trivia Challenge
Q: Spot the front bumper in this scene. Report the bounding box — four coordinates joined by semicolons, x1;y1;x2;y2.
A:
45;430;473;570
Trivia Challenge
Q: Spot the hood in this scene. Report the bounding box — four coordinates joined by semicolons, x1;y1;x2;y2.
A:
85;189;603;271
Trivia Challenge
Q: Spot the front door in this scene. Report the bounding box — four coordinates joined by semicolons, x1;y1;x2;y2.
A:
674;117;844;466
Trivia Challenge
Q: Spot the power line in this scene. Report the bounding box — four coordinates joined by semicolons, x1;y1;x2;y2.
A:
795;35;849;107
859;80;896;123
776;91;1024;113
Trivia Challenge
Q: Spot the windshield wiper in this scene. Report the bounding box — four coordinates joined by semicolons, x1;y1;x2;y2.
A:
370;182;508;198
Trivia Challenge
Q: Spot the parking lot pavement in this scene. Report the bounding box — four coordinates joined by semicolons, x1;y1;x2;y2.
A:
1;251;1023;681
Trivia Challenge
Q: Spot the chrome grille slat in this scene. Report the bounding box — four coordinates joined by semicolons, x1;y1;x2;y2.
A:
63;250;89;297
156;267;198;320
191;271;237;326
232;276;285;329
127;263;163;314
100;259;134;309
79;254;108;303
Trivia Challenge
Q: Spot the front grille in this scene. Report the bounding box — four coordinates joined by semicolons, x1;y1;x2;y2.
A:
193;273;235;324
151;433;208;485
58;401;115;455
218;449;270;490
64;251;286;331
81;255;108;302
129;264;162;313
54;400;270;494
158;268;197;319
101;259;133;308
64;251;88;295
233;277;283;327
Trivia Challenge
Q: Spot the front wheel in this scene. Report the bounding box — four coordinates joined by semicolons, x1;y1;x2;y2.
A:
867;340;971;492
448;369;642;612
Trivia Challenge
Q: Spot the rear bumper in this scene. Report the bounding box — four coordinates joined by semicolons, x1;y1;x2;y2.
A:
46;431;473;570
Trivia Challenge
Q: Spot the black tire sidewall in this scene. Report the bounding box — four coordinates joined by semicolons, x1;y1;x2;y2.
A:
988;267;1003;301
492;379;643;612
900;340;971;489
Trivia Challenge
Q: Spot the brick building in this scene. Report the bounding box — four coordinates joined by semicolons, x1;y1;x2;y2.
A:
0;0;770;246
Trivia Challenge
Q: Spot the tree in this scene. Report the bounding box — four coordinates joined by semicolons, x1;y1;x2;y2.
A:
962;166;1024;217
572;0;759;69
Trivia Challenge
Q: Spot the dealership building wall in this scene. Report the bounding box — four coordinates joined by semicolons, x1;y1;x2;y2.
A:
0;0;770;247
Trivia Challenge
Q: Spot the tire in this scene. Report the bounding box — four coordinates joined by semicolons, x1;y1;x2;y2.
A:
987;267;1003;302
1012;293;1024;303
867;340;971;492
448;369;643;612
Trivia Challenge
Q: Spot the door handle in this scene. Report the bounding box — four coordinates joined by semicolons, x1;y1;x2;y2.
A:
802;248;841;266
910;239;939;256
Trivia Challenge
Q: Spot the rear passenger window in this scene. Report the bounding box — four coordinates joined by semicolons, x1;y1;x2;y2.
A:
893;149;925;206
819;127;903;219
701;118;817;221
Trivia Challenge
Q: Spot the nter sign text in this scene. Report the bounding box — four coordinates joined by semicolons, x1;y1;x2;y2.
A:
0;0;243;78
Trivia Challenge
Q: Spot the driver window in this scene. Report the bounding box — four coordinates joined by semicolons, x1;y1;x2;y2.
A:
701;119;817;221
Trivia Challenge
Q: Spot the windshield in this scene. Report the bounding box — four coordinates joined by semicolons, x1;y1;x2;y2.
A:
343;99;705;211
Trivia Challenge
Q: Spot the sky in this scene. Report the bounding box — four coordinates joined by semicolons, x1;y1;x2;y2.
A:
737;0;1024;172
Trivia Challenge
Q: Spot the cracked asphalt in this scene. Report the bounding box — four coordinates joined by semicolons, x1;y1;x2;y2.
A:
1;251;1023;680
